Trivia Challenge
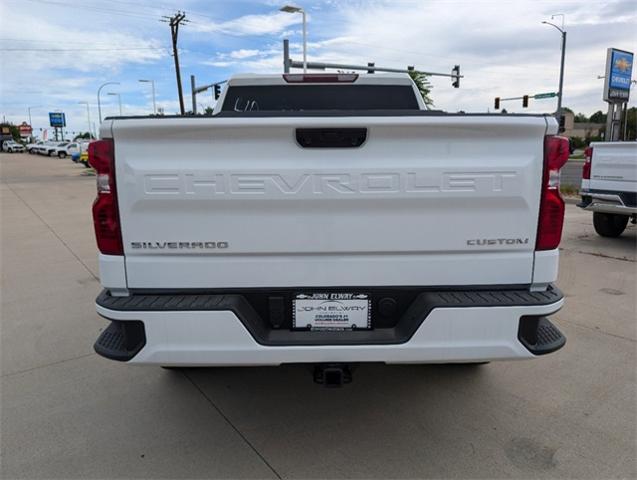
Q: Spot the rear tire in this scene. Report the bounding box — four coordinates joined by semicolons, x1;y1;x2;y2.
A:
58;152;66;158
593;212;628;237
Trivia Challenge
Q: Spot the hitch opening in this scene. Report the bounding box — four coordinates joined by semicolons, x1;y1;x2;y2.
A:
313;364;353;387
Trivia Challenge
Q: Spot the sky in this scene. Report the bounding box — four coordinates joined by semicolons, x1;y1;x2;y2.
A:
0;0;636;136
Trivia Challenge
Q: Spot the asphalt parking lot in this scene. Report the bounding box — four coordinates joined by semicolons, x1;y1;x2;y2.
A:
1;152;636;479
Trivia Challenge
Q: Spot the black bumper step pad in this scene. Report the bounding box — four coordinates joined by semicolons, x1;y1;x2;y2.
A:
94;320;146;361
518;316;566;355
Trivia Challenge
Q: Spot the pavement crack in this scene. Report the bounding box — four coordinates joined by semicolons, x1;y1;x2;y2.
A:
561;248;635;263
182;370;283;480
559;318;636;343
2;352;96;378
3;182;99;280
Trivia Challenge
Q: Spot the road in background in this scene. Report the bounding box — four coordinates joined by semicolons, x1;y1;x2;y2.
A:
1;153;635;479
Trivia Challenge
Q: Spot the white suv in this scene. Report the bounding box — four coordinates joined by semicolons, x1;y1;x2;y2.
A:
2;140;26;153
49;142;80;158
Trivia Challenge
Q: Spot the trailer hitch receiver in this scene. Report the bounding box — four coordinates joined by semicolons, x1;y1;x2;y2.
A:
313;364;353;387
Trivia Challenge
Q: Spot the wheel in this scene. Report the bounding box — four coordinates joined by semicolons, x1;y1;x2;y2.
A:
58;151;67;158
593;212;628;237
47;151;53;157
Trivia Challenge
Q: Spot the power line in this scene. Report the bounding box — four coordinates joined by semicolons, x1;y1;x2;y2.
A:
21;0;162;22
2;47;168;52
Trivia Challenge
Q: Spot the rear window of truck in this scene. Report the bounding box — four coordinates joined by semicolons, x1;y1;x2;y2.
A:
222;85;420;112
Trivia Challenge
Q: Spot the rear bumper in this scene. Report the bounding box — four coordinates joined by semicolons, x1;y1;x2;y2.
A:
94;286;565;365
578;190;637;215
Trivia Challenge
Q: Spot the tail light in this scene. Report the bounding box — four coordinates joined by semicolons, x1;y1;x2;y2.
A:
536;135;569;251
582;146;593;180
88;139;123;255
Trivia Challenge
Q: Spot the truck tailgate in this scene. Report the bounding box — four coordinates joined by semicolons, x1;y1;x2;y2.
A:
589;141;637;192
109;115;549;289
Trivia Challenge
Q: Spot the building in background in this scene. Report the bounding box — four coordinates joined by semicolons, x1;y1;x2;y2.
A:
562;110;605;144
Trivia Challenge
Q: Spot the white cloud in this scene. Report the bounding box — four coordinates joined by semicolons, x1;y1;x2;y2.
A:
1;0;635;134
190;12;301;36
229;49;262;59
236;0;636;114
0;11;166;73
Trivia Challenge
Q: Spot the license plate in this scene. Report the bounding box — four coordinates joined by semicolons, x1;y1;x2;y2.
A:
293;293;371;330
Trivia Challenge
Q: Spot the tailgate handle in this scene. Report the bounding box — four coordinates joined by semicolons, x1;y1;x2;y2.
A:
296;128;367;148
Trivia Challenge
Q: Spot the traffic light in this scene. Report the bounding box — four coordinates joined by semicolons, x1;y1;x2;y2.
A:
522;95;529;108
451;65;460;88
494;97;500;109
214;84;221;99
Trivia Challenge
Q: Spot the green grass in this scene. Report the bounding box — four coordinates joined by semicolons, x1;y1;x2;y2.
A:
560;184;579;196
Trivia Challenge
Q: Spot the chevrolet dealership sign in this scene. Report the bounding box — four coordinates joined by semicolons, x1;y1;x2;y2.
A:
603;48;633;103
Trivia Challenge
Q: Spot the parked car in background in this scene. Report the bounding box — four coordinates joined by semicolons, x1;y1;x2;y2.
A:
2;140;26;153
578;141;637;237
78;141;92;166
36;141;69;156
33;141;59;155
50;142;80;158
26;140;46;154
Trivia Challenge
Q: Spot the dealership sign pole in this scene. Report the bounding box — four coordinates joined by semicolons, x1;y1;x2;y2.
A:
603;48;633;141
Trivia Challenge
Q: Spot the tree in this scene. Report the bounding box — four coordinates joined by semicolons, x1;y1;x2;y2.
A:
562;107;574;114
0;123;21;141
73;132;93;141
185;108;215;116
589;110;606;124
408;70;433;108
574;113;588;123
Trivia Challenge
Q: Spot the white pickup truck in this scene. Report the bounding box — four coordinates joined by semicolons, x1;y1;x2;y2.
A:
578;141;637;237
90;73;568;385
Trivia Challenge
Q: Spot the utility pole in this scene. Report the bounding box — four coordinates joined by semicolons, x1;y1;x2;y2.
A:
191;75;197;114
162;11;188;115
283;39;290;73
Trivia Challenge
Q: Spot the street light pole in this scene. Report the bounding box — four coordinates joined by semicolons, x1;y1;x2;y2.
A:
301;9;307;73
97;82;120;122
27;105;42;129
280;5;307;73
139;79;157;114
542;15;566;129
78;102;92;137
